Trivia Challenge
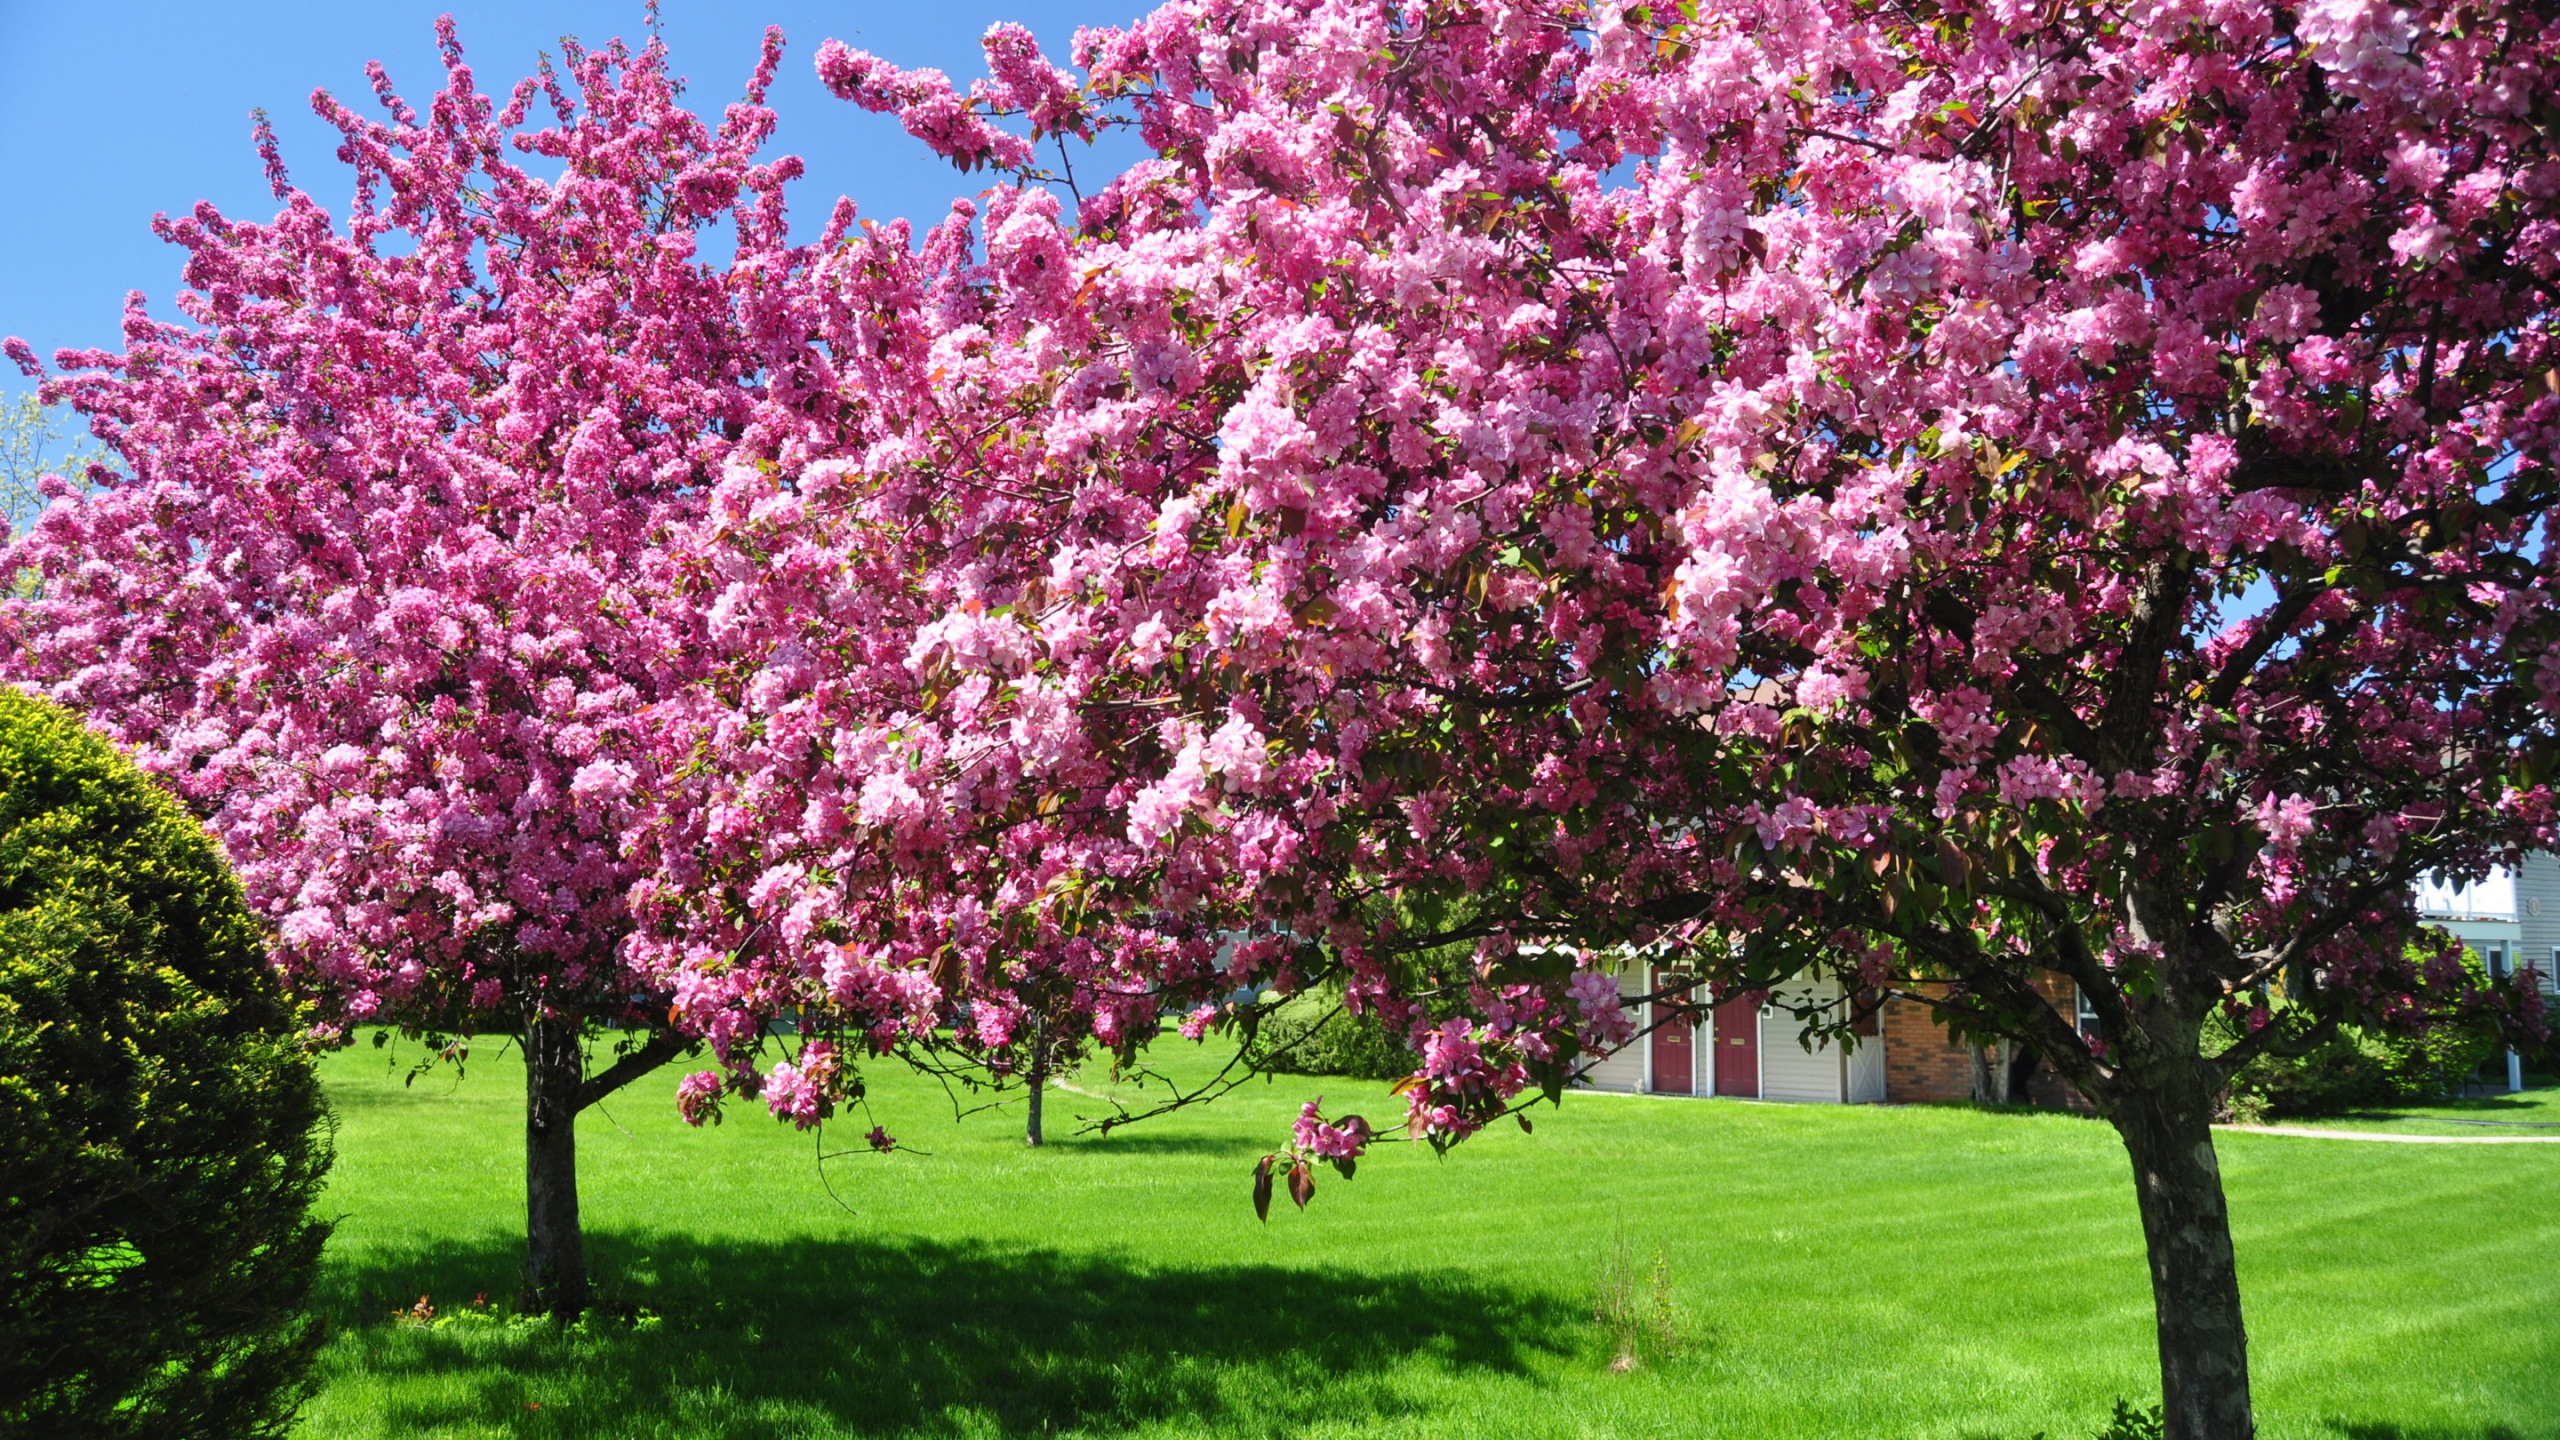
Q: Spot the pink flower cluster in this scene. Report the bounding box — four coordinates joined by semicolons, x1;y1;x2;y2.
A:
1291;1101;1370;1162
762;1051;834;1131
675;1071;726;1128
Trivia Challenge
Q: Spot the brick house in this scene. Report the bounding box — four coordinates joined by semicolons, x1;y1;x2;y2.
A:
1577;963;2094;1107
1576;857;2560;1105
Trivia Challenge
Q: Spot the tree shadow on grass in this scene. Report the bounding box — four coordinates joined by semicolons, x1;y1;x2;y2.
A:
1041;1130;1267;1158
315;1232;1579;1438
2334;1414;2529;1424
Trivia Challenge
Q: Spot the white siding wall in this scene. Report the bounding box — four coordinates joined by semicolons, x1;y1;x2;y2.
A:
1759;979;1845;1103
2520;852;2560;995
1571;964;1890;1103
1580;1039;1645;1092
1846;1032;1887;1104
2439;916;2523;981
1577;966;1646;1093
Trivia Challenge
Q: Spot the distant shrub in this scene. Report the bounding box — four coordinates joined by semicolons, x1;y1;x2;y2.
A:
2217;1006;2499;1121
1247;989;1415;1080
0;690;332;1438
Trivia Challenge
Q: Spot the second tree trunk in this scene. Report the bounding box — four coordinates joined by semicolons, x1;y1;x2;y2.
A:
1025;1010;1049;1147
524;1015;587;1321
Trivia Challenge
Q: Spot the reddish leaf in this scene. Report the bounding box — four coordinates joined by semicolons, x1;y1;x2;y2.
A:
1286;1161;1315;1210
1938;836;1971;892
1251;1155;1274;1222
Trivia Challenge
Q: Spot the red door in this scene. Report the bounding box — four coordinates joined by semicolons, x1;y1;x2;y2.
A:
1714;995;1759;1099
1649;968;1694;1093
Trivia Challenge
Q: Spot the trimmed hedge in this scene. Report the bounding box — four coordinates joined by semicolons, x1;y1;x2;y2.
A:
0;689;332;1439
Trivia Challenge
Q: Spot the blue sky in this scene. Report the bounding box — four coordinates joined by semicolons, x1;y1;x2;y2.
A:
0;0;1141;432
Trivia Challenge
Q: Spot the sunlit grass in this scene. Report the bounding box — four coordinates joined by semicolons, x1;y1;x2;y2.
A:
2231;1077;2560;1138
297;1034;2560;1439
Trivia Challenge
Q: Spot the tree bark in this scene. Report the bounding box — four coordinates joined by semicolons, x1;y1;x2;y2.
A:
523;1014;588;1321
2111;1065;2255;1440
1969;1038;2018;1103
1025;1010;1049;1147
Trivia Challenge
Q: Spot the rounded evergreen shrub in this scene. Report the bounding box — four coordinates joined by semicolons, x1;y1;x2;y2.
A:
0;689;332;1438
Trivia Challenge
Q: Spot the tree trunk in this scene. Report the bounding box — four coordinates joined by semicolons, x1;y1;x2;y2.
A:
1025;1011;1049;1147
2112;1067;2254;1440
2006;1041;2039;1102
523;1014;588;1321
1970;1038;2016;1104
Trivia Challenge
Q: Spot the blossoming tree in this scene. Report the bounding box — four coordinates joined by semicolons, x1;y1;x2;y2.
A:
0;24;841;1317
668;0;2560;1435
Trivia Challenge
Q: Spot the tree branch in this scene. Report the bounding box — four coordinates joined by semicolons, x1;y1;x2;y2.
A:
2096;554;2191;774
2206;580;2324;710
574;1027;696;1112
2204;1006;2341;1082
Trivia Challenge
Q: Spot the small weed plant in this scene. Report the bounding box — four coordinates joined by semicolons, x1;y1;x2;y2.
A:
2021;1398;2167;1440
1594;1230;1686;1371
388;1290;661;1336
2092;1398;2166;1440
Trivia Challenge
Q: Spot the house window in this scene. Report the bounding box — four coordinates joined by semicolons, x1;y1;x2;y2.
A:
2484;943;2511;981
2074;985;2102;1041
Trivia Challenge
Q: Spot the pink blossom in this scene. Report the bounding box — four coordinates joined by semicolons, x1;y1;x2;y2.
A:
1291;1101;1371;1161
2256;794;2318;854
762;1060;826;1130
676;1071;725;1128
1568;969;1635;1047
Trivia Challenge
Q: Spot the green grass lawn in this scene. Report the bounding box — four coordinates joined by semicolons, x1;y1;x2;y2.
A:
298;1034;2560;1440
2233;1077;2560;1138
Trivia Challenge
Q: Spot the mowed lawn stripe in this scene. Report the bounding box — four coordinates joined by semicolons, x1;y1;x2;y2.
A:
299;1036;2560;1440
